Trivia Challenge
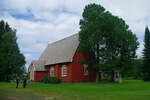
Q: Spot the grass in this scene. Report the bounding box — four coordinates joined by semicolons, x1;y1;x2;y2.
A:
0;80;150;100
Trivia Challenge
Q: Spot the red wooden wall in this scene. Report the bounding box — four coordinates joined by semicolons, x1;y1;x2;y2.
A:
46;48;96;82
47;63;73;82
34;71;48;82
71;49;96;82
33;48;96;82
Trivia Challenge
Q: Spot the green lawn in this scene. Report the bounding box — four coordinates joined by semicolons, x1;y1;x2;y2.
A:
0;80;150;100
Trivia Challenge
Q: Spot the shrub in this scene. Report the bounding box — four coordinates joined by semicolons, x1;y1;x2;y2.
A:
42;75;50;83
42;75;61;84
143;74;150;81
49;76;61;84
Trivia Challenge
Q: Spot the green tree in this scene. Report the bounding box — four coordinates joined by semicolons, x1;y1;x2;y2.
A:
142;26;150;81
79;4;139;82
0;20;26;81
121;58;142;79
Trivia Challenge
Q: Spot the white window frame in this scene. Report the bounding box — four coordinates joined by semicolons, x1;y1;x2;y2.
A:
83;64;88;75
62;65;67;77
50;66;55;76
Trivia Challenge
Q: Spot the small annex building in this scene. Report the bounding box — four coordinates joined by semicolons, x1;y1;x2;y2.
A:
28;34;96;82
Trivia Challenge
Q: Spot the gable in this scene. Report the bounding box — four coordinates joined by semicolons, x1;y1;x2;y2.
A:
28;60;46;71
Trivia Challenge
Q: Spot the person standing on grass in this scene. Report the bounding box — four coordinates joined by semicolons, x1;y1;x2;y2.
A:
16;77;19;88
23;78;27;88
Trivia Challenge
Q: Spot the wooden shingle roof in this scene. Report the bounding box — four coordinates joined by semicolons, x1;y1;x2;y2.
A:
28;60;46;71
39;34;79;65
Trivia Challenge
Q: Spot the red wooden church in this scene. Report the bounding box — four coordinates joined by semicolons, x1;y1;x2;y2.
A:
28;34;96;82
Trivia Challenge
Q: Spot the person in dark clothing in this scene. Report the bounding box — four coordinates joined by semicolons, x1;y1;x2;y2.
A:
23;78;27;88
16;77;19;88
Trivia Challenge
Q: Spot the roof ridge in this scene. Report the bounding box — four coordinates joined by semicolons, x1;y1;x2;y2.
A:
48;34;78;45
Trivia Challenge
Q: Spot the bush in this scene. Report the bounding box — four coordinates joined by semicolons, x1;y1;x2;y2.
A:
42;75;50;83
143;74;150;81
42;75;61;84
50;76;61;84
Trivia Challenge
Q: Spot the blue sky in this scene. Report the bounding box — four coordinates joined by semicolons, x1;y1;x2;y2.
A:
0;0;150;68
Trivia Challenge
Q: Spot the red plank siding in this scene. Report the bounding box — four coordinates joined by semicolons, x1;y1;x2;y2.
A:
33;71;48;82
71;49;96;82
32;48;96;82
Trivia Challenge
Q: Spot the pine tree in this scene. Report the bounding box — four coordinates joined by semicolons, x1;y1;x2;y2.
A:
0;20;26;81
79;4;139;82
143;26;150;81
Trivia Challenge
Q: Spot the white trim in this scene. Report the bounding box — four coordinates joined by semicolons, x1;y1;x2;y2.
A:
61;65;67;77
83;64;88;75
50;66;55;76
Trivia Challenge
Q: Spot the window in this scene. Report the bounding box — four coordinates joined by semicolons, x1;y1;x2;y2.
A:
50;66;55;76
83;64;88;75
62;65;67;76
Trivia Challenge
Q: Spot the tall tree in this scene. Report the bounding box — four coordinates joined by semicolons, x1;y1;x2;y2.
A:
143;26;150;81
79;4;139;82
0;20;26;81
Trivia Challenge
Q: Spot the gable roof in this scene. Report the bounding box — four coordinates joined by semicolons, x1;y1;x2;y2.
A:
28;60;46;71
39;34;79;65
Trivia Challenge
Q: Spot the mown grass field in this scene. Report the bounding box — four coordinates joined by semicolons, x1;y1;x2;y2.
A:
0;80;150;100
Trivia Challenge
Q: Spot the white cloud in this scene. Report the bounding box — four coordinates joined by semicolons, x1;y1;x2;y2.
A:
0;0;150;68
0;9;80;67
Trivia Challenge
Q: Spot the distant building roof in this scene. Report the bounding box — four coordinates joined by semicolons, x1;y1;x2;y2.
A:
28;60;46;71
